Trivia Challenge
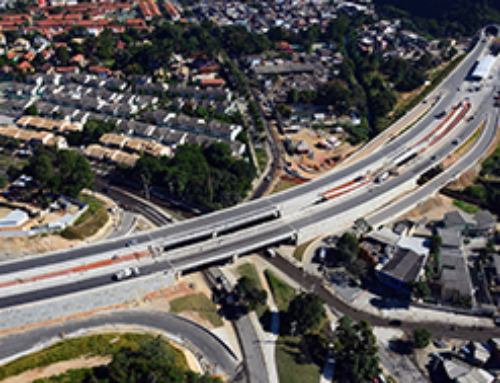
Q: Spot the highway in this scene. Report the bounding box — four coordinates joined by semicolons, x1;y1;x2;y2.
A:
0;30;498;314
0;34;489;277
0;309;240;377
0;100;494;308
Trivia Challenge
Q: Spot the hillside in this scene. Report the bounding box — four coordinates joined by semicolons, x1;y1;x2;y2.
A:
375;0;500;37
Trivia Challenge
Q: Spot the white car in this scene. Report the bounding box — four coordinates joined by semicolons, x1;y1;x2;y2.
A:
113;267;140;281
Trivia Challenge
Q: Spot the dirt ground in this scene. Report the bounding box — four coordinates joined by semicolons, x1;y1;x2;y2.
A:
2;355;111;383
0;191;121;260
282;127;357;179
399;193;457;222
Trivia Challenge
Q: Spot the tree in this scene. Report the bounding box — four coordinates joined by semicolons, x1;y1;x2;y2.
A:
235;276;267;312
410;280;430;299
23;147;94;198
287;292;326;333
334;316;381;383
25;104;38;116
336;232;360;265
55;45;70;65
106;336;222;383
413;328;432;349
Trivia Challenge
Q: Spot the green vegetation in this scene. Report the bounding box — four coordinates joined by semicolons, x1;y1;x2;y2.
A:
334;316;381;383
237;263;263;289
286;292;326;334
0;152;28;171
264;270;295;311
453;140;500;215
61;193;108;240
0;333;184;381
453;199;481;214
376;0;500;37
23;146;94;199
67;119;117;147
169;293;223;327
413;328;432;349
275;336;321;383
293;239;314;261
119;143;255;210
31;336;221;383
379;54;465;133
255;147;268;173
235;276;267;312
336;232;369;279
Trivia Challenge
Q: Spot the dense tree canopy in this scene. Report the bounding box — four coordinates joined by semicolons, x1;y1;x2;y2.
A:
123;142;255;210
375;0;500;37
286;292;326;333
67;119;117;147
413;328;432;349
23;146;94;198
235;276;268;312
88;336;222;383
334;316;381;383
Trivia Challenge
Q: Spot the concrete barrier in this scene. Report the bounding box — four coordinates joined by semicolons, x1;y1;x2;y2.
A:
0;271;175;331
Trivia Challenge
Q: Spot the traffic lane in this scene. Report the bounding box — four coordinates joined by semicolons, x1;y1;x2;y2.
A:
268;38;484;204
292;106;488;230
265;255;500;341
0;309;239;375
0;225;294;308
0;197;278;275
0;37;484;274
0;105;484;308
234;315;270;383
368;110;497;225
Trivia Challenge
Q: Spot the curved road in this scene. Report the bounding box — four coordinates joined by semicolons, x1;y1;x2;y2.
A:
0;309;239;377
0;89;497;309
0;34;489;276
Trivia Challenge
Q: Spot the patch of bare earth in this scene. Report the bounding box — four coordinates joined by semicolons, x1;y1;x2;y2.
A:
400;194;456;222
2;355;111;383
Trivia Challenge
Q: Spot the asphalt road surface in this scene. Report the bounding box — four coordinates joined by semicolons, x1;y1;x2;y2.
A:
0;35;488;276
266;255;500;342
0;309;239;377
234;315;270;383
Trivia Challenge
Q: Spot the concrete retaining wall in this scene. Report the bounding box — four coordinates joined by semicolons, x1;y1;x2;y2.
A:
0;272;175;331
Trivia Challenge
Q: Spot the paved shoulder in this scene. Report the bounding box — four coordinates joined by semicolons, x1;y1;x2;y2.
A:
0;309;239;377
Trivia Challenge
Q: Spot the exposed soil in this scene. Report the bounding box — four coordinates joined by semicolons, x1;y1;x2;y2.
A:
1;355;111;383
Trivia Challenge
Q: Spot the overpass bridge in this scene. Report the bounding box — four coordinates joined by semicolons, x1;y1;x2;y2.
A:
0;29;498;314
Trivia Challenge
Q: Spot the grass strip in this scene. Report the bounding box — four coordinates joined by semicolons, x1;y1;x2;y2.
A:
236;263;263;289
169;293;223;327
264;270;295;311
293;239;313;261
61;193;108;240
0;333;185;381
275;336;321;383
453;199;481;214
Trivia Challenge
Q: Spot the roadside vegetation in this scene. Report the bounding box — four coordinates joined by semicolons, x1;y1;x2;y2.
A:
293;239;314;261
169;293;223;327
26;335;220;383
376;0;500;37
450;140;500;215
272;178;297;194
235;263;268;317
60;193;108;240
0;333;185;381
453;199;481;214
264;270;295;311
117;142;256;211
